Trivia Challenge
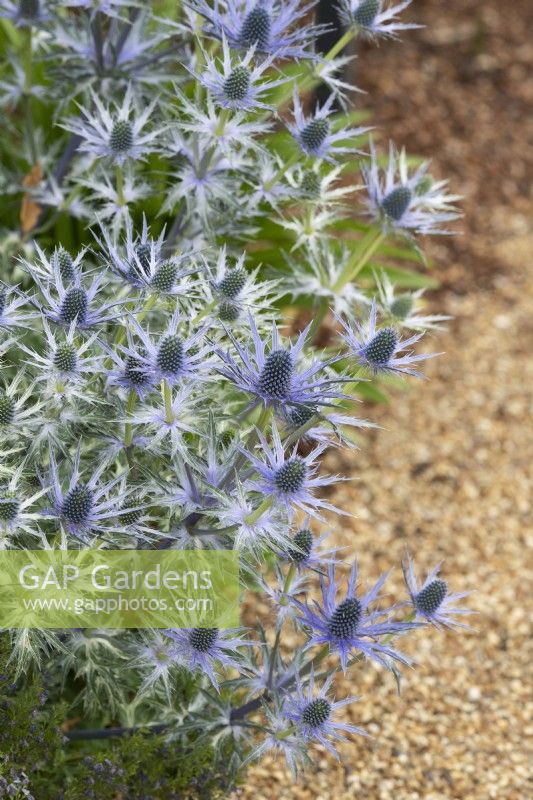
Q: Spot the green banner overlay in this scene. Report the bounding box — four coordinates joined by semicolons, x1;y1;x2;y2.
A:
0;551;240;629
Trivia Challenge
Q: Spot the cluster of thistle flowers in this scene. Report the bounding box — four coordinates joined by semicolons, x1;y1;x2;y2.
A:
0;243;473;769
0;0;470;776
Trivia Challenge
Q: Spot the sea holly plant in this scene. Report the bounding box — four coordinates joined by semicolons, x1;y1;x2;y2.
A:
0;1;472;796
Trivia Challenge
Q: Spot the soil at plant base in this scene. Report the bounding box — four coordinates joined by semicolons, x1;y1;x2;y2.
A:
233;1;533;798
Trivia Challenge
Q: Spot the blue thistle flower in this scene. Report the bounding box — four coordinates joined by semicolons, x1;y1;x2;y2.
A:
104;340;157;400
124;309;213;387
375;271;451;332
295;562;419;670
241;424;346;520
337;0;421;40
218;314;347;411
282;518;339;570
204;247;280;328
163;627;253;691
20;243;88;285
96;216;198;293
287;92;370;162
19;320;101;394
185;0;326;60
338;300;439;378
62;85;163;165
28;256;124;330
45;447;141;542
402;553;474;630
283;671;366;758
194;36;289;112
362;141;461;235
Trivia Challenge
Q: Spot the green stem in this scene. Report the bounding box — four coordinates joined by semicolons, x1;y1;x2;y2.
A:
333;229;385;293
162;380;173;425
245;496;272;526
273;28;358;113
192;299;217;325
264;152;300;191
323;27;356;63
115;164;125;206
282;412;321;449
214;108;231;137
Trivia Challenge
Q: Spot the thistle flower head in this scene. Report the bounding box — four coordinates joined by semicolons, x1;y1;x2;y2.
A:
402;553;474;629
104;336;156;400
109;119;134;154
300;170;322;198
287;528;313;564
295;562;419;670
206;248;278;327
284;519;339;570
46;447;136;542
163;627;252;690
19;242;89;287
0;392;15;426
337;0;421;40
218;314;346;410
186;0;326;60
96;216;199;292
195;36;289;112
362;142;461;235
375;272;451;331
241;424;344;520
28;252;123;330
62;85;163;165
288;92;370;163
218;266;248;299
283;671;366;757
118;309;213;387
273;456;306;494
18;320;100;402
338;300;439;378
60;287;88;325
56;247;76;283
61;483;93;526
